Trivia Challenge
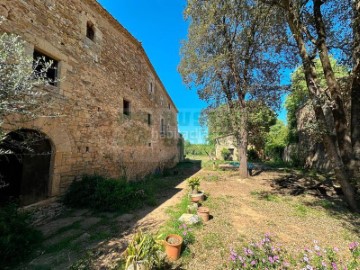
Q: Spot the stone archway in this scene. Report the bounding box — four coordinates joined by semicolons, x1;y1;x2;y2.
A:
0;129;53;205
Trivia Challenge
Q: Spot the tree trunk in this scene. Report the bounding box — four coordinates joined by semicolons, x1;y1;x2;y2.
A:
351;0;360;180
237;110;249;178
313;0;353;167
284;0;359;211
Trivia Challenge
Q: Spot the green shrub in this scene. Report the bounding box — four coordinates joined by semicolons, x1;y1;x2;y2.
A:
221;148;231;161
63;175;156;212
248;148;260;162
0;203;43;268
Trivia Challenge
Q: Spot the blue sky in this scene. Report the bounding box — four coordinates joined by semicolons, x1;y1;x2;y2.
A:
97;0;288;144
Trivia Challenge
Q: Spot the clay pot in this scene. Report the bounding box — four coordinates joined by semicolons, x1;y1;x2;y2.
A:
190;191;204;203
164;234;183;261
197;206;210;222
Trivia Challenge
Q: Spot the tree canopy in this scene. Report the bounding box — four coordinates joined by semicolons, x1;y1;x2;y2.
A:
285;58;349;143
179;0;284;177
201;101;277;156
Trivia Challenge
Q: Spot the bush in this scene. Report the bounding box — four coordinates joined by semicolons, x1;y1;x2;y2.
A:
221;148;232;161
63;175;156;212
248;148;260;162
0;203;43;268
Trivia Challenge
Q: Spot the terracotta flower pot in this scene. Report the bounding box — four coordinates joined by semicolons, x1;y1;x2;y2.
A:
164;234;183;261
190;191;204;203
197;206;210;222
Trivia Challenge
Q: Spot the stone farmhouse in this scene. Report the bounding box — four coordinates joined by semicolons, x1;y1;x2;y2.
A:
0;0;181;205
215;134;238;161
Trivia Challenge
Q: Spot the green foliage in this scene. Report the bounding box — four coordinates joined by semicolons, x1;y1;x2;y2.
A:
0;203;43;268
123;231;164;270
0;29;54;121
285;58;348;143
221;148;232;161
250;191;281;202
248;148;260;162
184;141;214;156
265;120;288;161
202;103;277;154
159;196;198;257
187;176;201;192
63;175;156;212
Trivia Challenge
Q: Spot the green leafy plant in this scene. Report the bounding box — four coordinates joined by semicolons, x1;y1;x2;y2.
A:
0;203;43;268
187;176;201;194
63;175;156;212
123;231;164;270
221;148;232;161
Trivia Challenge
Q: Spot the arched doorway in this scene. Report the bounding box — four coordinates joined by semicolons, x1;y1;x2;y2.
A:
0;129;53;205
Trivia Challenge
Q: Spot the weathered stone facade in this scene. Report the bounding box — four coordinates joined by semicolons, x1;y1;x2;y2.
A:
0;0;180;203
215;135;238;161
295;104;332;171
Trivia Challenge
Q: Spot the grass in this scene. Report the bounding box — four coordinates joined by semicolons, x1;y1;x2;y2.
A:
203;174;220;182
293;203;310;217
250;190;281;202
0;203;43;268
89;231;112;242
158;196;200;259
49;221;81;238
45;233;83;253
203;232;224;250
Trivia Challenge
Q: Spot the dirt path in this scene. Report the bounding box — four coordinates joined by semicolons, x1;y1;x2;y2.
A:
20;167;360;269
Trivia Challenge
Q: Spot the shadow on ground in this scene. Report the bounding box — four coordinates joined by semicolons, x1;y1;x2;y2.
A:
15;160;201;270
268;169;360;236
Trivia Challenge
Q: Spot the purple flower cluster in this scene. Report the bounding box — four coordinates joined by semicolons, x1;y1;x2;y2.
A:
229;233;285;269
349;242;359;251
229;234;360;270
177;223;194;245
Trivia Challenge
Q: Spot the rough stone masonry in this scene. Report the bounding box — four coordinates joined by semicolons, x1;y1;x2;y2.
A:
0;0;181;204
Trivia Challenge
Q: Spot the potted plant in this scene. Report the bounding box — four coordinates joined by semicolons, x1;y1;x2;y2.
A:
163;234;183;261
187;177;200;194
197;206;210;222
123;230;164;270
187;177;204;202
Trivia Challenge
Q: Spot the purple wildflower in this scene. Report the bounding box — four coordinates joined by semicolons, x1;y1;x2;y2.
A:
349;242;359;251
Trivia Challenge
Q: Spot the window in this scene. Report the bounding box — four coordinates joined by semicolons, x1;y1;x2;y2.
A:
168;103;171;110
33;50;58;86
147;114;152;125
149;82;153;94
86;21;95;41
160;119;166;135
160;96;164;106
123;99;130;116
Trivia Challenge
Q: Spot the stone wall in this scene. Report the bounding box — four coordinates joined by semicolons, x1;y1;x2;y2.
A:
215;135;238;161
0;0;180;199
295;104;332;171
